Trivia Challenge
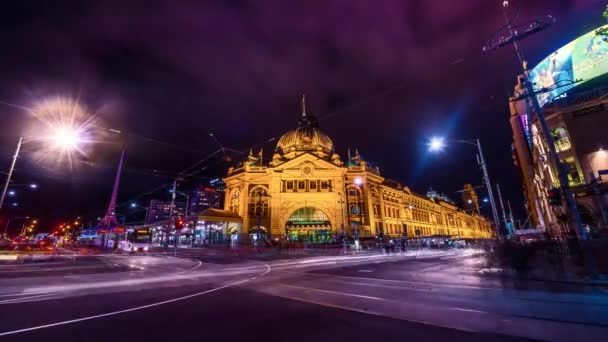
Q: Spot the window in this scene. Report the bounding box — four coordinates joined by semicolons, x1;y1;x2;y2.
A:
350;204;360;215
309;180;317;190
230;189;240;213
321;181;329;190
298;181;306;190
286;181;294;190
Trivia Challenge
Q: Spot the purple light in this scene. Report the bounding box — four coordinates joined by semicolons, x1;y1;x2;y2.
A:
354;177;363;186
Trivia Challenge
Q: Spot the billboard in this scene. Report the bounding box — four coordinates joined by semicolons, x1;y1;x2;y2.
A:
530;25;608;107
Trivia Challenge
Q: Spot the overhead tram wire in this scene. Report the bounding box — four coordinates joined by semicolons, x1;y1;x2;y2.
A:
110;54;476;208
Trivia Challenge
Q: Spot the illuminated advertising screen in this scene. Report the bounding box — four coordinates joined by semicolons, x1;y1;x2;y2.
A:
530;25;608;107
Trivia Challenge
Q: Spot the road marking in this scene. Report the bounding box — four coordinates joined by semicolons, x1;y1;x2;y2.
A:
275;283;386;301
265;286;476;333
448;307;487;313
0;293;59;304
176;259;203;274
276;269;495;291
0;262;271;337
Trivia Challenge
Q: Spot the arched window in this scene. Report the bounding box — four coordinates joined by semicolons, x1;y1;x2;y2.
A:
230;189;240;213
350;204;360;215
248;186;269;218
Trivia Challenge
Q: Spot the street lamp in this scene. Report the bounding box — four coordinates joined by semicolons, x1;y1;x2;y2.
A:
428;137;446;152
1;128;81;210
427;136;501;238
130;202;150;225
337;192;346;253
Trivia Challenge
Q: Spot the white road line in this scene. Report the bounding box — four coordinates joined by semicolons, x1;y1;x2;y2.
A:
448;307;487;314
266;286;476;333
0;293;59;304
0;263;271;337
276;283;387;301
276;269;495;291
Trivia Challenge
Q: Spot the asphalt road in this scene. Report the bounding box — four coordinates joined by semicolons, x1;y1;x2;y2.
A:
0;249;606;341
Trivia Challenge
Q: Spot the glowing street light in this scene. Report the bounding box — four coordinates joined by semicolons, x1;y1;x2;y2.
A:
428;137;446;152
8;190;15;196
29;183;38;189
427;136;501;237
53;126;82;150
1;97;96;210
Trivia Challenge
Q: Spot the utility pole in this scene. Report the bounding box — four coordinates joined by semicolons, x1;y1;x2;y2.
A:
483;1;586;240
496;184;510;237
0;137;22;210
476;139;501;237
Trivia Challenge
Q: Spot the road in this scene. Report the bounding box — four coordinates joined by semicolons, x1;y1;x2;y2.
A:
0;248;606;341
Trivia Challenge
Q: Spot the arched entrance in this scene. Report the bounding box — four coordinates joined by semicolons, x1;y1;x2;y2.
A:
577;204;598;237
249;226;268;245
285;207;332;243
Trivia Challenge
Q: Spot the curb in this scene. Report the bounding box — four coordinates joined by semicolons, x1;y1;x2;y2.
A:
479;269;608;286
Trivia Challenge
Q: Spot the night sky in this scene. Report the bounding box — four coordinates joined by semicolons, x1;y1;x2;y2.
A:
0;0;605;231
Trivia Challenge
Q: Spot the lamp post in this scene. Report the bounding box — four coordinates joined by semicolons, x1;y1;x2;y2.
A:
130;202;150;225
1;125;82;210
338;192;346;253
428;137;501;238
353;177;364;245
0;137;23;210
255;190;271;246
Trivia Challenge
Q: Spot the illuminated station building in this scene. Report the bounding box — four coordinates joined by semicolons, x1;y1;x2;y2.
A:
223;99;494;244
510;25;608;238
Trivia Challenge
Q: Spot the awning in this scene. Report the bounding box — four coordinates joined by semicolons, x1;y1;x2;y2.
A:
198;208;243;223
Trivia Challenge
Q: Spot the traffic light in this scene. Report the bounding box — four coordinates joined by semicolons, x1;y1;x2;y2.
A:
547;187;561;206
175;219;184;229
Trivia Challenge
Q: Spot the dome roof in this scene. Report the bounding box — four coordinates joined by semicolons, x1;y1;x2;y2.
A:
275;113;334;154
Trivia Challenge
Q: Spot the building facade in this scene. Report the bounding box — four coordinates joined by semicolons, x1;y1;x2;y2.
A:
147;199;187;224
223;104;493;243
189;186;223;215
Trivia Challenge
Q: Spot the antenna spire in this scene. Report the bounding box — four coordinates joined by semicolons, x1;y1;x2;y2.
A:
301;93;307;117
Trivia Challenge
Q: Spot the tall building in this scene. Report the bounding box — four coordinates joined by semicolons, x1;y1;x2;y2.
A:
209;178;225;193
510;25;608;237
189;186;223;215
462;184;480;214
147;199;186;224
222;98;493;243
